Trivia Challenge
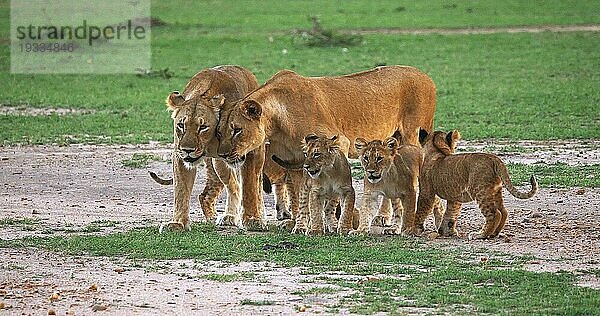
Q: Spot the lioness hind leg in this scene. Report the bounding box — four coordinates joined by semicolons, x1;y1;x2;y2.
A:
438;200;461;237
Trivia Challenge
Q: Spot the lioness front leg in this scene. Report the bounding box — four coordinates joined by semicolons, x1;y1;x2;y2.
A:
199;158;224;224
214;159;241;227
161;154;195;233
240;145;267;231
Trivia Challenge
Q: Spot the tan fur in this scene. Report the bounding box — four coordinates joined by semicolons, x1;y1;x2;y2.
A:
216;66;437;230
354;136;427;235
283;135;357;235
159;65;268;232
414;130;538;239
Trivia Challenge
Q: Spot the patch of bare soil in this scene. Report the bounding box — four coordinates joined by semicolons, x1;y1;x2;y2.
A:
0;140;599;314
0;105;94;116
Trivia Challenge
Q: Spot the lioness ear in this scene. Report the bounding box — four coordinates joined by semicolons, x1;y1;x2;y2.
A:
241;100;262;120
418;128;429;145
166;91;184;110
384;137;398;152
210;94;226;109
354;138;367;152
446;130;461;153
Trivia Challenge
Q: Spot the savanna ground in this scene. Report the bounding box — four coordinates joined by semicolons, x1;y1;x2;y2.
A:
1;0;600;314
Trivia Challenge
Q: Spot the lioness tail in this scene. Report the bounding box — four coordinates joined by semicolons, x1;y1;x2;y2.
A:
149;171;173;185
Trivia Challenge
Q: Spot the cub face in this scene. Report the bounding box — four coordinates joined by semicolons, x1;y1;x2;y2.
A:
354;137;398;184
216;99;266;169
167;91;223;168
418;128;461;157
302;134;340;179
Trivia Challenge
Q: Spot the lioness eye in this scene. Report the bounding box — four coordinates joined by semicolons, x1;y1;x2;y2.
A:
313;153;321;158
376;156;383;163
363;155;369;162
198;125;209;133
303;152;308;157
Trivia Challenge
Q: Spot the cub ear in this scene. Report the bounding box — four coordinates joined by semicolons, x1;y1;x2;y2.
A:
303;133;319;144
446;130;461;152
354;138;367;152
210;94;226;109
418;128;429;145
433;131;453;155
384;137;398;152
329;135;340;152
166;91;184;110
241;100;262;120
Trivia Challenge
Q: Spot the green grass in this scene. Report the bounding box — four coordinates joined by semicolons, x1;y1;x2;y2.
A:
201;272;257;283
507;163;600;188
121;153;162;168
0;217;40;227
1;1;599;144
1;224;598;314
240;299;275;306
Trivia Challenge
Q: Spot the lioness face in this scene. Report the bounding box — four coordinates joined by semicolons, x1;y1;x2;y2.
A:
216;99;266;169
355;137;397;184
167;91;222;169
302;135;340;179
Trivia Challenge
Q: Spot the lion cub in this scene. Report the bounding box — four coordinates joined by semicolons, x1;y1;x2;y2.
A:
354;135;425;235
415;129;538;240
275;134;357;235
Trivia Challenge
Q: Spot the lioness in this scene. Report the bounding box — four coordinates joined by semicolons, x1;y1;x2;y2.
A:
414;129;538;239
274;134;358;235
215;66;437;230
354;134;436;235
161;65;267;231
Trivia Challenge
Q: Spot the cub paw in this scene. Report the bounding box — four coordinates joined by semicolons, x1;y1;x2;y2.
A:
159;221;190;234
243;217;267;231
217;214;238;227
277;219;296;232
468;231;494;240
337;226;353;235
276;206;292;221
371;215;388;227
307;228;324;236
292;225;308;235
383;226;401;235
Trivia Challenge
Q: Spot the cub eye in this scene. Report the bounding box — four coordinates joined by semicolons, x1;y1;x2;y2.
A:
313;153;321;159
376;156;383;163
198;125;209;133
176;122;185;131
303;152;308;157
363;155;369;162
232;127;242;137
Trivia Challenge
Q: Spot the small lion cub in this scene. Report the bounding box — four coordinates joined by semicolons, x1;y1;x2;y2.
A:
276;134;358;235
354;135;424;235
415;129;538;240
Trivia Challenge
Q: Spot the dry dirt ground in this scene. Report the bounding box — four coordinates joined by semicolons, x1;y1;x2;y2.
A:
0;141;598;315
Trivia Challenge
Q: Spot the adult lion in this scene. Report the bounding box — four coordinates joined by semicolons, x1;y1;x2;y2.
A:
161;65;267;231
216;66;437;229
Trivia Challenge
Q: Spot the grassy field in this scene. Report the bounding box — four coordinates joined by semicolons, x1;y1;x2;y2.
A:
1;1;599;144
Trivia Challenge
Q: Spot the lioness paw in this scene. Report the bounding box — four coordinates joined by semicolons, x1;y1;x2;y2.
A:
292;225;308;235
243;217;267;231
371;215;388;227
159;222;190;234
